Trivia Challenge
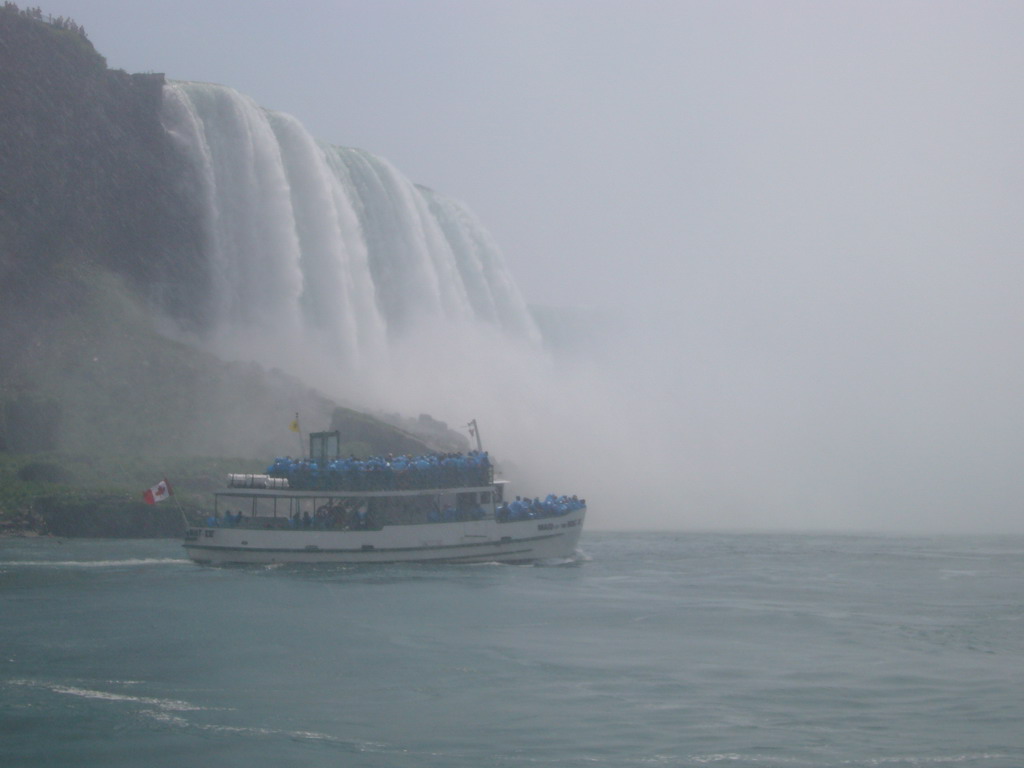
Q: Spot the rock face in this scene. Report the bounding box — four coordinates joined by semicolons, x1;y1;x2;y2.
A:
0;7;206;318
0;7;219;457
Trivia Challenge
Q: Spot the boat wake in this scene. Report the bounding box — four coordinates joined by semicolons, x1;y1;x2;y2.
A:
8;678;402;755
532;556;582;567
0;558;191;569
534;548;591;567
8;679;210;712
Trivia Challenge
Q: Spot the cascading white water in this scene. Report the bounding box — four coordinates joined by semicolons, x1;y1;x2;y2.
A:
159;80;541;383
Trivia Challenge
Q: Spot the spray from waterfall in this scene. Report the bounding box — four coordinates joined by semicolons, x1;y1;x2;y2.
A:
156;80;737;533
157;80;800;532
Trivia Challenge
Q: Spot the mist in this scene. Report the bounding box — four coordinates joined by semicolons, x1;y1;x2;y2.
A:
41;0;1024;534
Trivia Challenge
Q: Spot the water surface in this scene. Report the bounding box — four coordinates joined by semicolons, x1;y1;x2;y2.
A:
2;532;1022;767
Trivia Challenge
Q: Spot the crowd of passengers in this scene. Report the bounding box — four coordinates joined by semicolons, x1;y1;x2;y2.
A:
289;504;381;530
497;494;586;522
204;506;376;530
205;493;585;530
206;510;245;527
266;450;493;491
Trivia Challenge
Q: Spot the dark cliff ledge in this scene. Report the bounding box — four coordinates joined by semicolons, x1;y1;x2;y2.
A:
0;5;207;330
30;495;195;538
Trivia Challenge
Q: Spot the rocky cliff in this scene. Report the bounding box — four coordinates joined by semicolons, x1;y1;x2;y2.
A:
0;6;206;315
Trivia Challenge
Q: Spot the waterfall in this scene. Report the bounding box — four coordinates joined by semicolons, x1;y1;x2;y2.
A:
159;80;541;379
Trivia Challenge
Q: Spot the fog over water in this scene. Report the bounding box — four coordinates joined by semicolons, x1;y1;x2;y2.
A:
46;0;1024;533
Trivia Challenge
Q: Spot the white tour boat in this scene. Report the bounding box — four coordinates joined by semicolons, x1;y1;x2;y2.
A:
183;428;586;565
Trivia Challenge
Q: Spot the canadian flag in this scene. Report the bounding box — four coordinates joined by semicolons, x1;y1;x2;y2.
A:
143;478;172;505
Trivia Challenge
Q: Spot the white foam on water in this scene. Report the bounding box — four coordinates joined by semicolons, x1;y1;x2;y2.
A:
852;755;1013;766
139;709;190;728
9;680;207;712
46;684;205;711
0;558;190;568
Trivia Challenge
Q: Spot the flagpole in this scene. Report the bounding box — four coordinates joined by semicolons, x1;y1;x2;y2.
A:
291;412;304;458
165;477;191;531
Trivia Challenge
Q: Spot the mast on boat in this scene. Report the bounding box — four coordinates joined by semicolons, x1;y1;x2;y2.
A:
467;418;483;453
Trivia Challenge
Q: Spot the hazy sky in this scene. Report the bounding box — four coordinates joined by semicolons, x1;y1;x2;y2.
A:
42;0;1024;533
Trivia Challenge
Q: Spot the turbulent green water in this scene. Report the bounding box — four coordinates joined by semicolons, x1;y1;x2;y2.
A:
2;532;1022;767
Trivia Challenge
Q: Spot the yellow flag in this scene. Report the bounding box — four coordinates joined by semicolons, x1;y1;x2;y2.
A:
289;416;300;433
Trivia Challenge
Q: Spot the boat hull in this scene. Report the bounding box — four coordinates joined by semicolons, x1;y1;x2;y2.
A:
183;508;585;565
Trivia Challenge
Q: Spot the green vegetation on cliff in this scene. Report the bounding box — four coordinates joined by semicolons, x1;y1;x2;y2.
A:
0;451;259;537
